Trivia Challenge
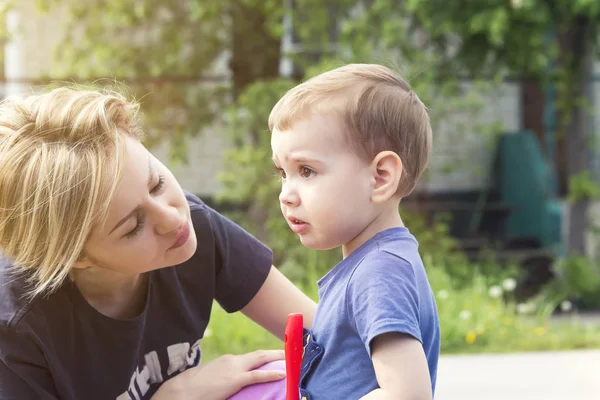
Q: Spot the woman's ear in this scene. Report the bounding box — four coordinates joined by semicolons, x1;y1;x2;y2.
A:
370;151;402;203
72;255;93;270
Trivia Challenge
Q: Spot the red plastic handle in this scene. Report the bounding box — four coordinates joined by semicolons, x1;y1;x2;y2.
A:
284;313;303;400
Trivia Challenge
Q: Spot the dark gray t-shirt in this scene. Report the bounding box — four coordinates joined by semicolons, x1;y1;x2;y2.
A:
0;192;272;400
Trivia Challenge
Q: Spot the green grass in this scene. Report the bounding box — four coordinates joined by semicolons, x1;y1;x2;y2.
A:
201;293;600;362
201;303;284;362
201;248;600;361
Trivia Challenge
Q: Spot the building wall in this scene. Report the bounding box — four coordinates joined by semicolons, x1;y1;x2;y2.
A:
423;82;521;193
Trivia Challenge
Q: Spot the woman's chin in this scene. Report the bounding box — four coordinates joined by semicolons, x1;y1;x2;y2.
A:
167;233;198;267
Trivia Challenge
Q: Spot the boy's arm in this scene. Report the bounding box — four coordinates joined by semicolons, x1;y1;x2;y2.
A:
348;250;436;399
359;332;432;400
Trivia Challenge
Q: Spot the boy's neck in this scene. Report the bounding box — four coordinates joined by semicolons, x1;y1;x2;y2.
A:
342;203;404;259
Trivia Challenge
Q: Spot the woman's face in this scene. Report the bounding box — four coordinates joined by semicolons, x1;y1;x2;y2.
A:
79;136;197;275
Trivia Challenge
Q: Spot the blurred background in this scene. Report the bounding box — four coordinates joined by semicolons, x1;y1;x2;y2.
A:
1;0;599;398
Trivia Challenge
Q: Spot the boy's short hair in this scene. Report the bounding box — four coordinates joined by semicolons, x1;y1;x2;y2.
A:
268;63;432;197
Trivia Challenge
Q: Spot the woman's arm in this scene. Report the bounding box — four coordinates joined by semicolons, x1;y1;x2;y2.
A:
0;360;59;400
0;318;61;400
241;266;316;340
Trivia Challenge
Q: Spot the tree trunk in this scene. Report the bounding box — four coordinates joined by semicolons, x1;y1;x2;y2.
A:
565;74;590;256
228;2;283;240
229;3;282;101
559;17;595;256
521;79;546;150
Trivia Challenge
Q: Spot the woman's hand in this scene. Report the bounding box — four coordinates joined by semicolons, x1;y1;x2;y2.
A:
152;349;286;400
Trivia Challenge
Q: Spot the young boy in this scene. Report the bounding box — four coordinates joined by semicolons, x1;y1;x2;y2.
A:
269;64;440;400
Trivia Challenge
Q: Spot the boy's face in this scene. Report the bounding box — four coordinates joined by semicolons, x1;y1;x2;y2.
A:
271;113;379;255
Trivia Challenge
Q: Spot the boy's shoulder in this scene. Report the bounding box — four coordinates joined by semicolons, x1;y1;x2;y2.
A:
363;226;421;264
345;227;427;289
319;227;423;294
346;228;415;271
375;225;418;245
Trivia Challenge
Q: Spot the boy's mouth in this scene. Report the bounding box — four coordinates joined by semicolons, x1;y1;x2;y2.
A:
287;216;306;225
287;216;309;234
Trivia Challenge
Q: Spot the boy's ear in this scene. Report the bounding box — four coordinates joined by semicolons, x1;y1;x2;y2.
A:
370;151;402;203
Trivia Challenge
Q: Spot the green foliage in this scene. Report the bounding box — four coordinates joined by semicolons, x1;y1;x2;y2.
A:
41;0;227;77
43;0;504;177
554;256;600;299
546;251;600;310
40;0;600;360
214;69;545;355
217;77;342;286
0;0;16;79
405;0;600;78
405;0;600;257
217;1;503;290
202;201;600;358
568;170;600;202
405;0;549;76
202;258;600;360
427;264;600;353
36;0;230;161
36;0;287;162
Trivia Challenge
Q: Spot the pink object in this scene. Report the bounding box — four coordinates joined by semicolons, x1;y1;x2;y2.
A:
227;360;287;400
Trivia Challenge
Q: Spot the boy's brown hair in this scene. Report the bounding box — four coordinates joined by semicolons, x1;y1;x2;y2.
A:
268;63;432;197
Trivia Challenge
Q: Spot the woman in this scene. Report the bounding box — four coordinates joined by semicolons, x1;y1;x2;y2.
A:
0;87;315;399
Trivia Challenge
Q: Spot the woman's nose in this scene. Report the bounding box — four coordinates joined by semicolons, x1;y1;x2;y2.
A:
153;201;182;235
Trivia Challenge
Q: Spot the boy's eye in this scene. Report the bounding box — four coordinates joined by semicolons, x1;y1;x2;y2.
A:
299;166;315;178
274;166;286;179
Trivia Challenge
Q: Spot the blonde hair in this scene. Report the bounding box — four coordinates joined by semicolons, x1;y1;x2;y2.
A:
0;87;144;297
269;63;432;197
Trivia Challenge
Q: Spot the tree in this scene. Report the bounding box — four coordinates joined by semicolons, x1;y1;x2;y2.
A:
37;0;285;160
220;0;500;282
405;0;600;255
37;0;499;283
0;0;17;80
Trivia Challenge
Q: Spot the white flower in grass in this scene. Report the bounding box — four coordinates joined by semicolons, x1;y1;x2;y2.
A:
511;0;523;9
437;290;449;300
459;310;471;320
517;303;533;314
560;300;573;312
488;285;503;298
502;278;517;292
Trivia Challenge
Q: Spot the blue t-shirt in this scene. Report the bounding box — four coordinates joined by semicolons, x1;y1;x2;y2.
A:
300;227;440;400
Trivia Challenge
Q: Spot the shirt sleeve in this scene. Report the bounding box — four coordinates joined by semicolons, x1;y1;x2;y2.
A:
187;193;273;313
347;250;422;357
0;323;59;399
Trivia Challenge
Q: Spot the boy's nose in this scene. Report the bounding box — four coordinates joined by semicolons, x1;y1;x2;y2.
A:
279;184;300;206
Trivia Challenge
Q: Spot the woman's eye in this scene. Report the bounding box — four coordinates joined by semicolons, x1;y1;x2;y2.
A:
299;166;315;178
124;218;144;239
151;174;165;194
